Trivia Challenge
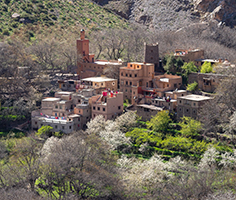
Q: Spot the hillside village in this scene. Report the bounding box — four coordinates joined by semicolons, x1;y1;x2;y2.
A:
31;29;231;134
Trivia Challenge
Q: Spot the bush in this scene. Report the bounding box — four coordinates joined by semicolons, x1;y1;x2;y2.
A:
2;29;10;36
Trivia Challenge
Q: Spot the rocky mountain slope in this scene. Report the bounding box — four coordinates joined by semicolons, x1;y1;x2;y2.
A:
93;0;236;30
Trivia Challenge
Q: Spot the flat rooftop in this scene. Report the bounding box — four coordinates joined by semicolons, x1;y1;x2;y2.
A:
153;98;177;103
160;78;169;82
68;114;80;118
165;90;187;94
178;94;213;101
56;91;73;95
137;104;163;111
42;98;60;102
82;77;116;83
94;60;122;65
36;116;73;124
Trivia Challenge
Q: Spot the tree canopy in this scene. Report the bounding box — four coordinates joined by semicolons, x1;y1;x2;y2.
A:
200;61;213;73
147;110;172;133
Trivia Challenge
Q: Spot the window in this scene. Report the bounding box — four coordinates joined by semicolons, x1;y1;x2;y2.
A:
69;126;71;129
121;72;123;76
133;91;135;94
63;84;65;87
94;114;96;118
146;82;148;87
55;113;57;116
118;106;121;110
167;84;169;87
130;74;132;77
78;118;80;121
103;108;105;112
35;122;37;125
126;81;128;85
130;82;132;86
174;83;177;88
87;110;88;112
126;74;128;77
179;108;182;111
62;126;64;129
55;105;58;109
151;57;153;60
101;83;103;86
78;99;80;103
125;89;127;92
179;100;182;103
98;107;100;111
93;106;95;110
135;74;137;77
186;109;189;112
130;64;132;67
60;106;62;109
151;50;153;53
193;103;196;106
55;125;57;129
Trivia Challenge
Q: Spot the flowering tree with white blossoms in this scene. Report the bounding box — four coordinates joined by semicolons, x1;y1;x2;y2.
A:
86;111;137;150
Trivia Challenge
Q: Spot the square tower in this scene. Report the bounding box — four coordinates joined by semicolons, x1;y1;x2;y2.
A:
144;42;163;73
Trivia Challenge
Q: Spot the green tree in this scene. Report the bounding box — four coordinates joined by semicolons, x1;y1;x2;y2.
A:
187;81;198;92
182;62;198;76
200;61;213;73
179;117;202;137
163;55;183;74
36;125;53;138
147;111;172;133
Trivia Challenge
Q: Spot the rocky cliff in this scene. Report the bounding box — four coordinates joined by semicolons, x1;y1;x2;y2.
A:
193;0;236;27
92;0;236;30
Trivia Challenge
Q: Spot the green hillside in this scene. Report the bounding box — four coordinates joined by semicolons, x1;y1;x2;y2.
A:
0;0;129;39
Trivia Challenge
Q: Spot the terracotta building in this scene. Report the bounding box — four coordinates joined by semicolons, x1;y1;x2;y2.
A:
91;91;123;120
174;49;204;63
177;94;213;121
188;72;227;93
76;29;123;79
81;76;118;94
119;62;182;104
31;90;94;133
136;104;163;121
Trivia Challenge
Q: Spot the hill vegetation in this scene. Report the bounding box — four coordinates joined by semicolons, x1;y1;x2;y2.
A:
0;0;129;39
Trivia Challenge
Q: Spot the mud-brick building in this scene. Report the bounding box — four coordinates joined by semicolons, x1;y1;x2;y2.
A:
174;49;204;63
76;29;123;79
119;61;182;104
177;94;213;121
188;72;227;93
91;91;123;120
